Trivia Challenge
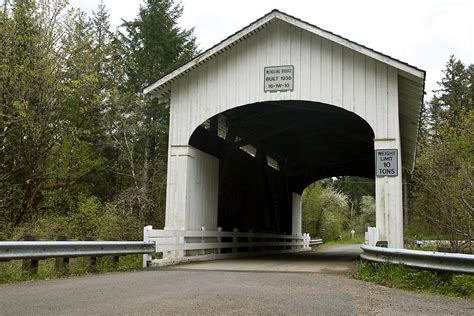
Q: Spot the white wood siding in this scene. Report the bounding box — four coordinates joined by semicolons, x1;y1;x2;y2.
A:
170;20;399;150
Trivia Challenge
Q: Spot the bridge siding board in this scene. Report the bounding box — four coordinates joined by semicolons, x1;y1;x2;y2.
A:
320;38;333;105
365;57;377;131
332;43;344;107
300;31;311;101
290;25;302;101
310;35;322;101
387;67;399;141
376;61;388;139
342;47;354;112
353;51;366;121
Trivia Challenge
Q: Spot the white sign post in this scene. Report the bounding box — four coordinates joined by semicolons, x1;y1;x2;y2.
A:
375;149;398;177
264;65;294;92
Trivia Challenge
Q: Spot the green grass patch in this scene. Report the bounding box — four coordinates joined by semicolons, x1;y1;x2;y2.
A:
0;255;142;284
353;260;474;300
322;237;364;247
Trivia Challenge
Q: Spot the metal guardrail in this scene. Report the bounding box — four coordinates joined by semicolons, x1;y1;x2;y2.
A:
360;244;474;274
0;241;155;261
309;239;323;245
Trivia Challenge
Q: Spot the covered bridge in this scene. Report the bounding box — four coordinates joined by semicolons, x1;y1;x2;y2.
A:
144;10;425;249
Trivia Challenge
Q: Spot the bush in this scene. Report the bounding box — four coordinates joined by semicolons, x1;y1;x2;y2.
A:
302;182;349;241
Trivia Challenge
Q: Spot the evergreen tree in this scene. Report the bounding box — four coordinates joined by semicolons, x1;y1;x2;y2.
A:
410;56;473;251
113;0;198;226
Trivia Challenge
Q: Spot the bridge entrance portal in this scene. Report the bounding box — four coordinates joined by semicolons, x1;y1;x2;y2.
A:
143;10;425;262
189;101;374;235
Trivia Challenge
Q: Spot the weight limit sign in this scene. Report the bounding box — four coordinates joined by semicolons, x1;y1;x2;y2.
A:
375;149;398;177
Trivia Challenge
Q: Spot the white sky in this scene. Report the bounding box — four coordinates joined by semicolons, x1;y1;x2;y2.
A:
71;0;473;98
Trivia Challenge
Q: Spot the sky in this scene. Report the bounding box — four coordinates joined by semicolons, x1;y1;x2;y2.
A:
70;0;473;99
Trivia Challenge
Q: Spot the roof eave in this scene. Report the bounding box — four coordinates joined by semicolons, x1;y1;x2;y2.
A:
143;11;278;95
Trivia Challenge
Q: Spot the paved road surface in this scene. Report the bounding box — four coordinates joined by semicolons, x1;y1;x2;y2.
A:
1;245;472;315
170;244;361;273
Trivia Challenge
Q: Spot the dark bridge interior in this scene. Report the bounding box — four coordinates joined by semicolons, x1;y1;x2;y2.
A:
189;100;374;233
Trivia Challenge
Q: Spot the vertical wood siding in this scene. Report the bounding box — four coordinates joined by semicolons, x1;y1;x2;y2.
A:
170;19;398;148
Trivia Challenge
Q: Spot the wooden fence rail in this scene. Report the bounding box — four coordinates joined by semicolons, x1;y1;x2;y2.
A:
143;226;312;267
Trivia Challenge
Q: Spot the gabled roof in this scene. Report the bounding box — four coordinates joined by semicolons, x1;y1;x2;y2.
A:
144;9;425;96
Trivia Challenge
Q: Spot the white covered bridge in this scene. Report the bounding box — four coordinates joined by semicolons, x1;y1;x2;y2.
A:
143;10;425;265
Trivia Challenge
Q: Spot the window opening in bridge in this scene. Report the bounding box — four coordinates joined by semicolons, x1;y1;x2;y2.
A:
240;144;256;157
200;115;279;169
266;155;279;170
201;119;210;130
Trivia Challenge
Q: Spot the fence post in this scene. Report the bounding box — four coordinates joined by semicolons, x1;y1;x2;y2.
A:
367;227;379;247
55;235;69;273
217;227;222;254
201;226;206;255
282;232;286;251
232;228;238;253
248;230;253;253
22;235;38;274
143;225;153;268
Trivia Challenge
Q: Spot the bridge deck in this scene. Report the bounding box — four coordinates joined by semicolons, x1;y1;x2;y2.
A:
166;244;361;274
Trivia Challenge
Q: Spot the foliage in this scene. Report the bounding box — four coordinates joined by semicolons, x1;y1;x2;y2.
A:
302;182;350;241
354;260;474;300
0;255;142;284
0;0;197;240
321;237;364;247
409;56;473;250
359;195;376;231
302;178;375;242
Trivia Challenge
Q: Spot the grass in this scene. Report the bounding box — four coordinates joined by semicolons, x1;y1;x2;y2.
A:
0;255;143;284
353;260;474;300
322;237;364;247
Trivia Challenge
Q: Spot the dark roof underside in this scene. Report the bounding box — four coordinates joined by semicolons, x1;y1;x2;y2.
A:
190;100;375;193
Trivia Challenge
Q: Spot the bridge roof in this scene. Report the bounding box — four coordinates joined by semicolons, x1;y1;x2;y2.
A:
145;9;426;172
144;9;425;96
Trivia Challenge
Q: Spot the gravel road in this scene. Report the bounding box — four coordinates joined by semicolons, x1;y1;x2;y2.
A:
1;245;472;315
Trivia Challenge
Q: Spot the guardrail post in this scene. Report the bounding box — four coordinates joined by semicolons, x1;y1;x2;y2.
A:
55;235;69;273
85;237;97;271
232;228;238;253
21;235;39;274
143;225;153;268
217;227;222;254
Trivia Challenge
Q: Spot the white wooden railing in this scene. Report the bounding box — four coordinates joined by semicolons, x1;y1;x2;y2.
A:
143;226;312;267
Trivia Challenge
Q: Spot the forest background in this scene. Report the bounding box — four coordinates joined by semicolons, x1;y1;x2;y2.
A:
1;0;472;247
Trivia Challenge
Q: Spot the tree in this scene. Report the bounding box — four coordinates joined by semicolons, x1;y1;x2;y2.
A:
359;195;375;231
302;182;350;241
410;56;473;252
332;176;374;230
0;0;74;234
110;0;198;227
